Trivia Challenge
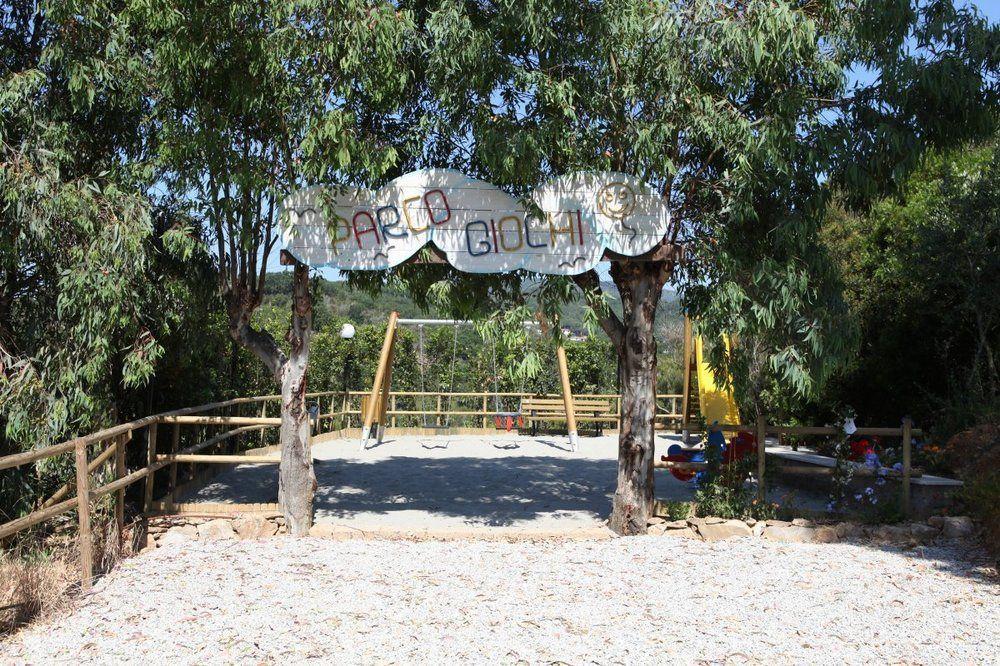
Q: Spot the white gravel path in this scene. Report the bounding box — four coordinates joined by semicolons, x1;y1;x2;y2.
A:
2;536;996;664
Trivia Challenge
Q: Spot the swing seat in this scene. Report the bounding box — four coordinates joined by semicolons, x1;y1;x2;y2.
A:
493;412;524;432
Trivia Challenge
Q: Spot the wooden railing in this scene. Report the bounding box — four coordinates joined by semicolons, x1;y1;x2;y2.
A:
0;390;677;568
324;391;684;430
0;389;918;591
0;391;335;589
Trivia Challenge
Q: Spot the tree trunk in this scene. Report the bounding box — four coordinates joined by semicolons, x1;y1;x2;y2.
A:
278;262;315;536
225;260;315;534
608;259;671;535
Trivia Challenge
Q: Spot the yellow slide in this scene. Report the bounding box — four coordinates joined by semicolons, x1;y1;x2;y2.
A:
694;336;740;425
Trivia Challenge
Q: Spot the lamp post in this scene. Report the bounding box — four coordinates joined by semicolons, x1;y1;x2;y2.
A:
340;323;355;428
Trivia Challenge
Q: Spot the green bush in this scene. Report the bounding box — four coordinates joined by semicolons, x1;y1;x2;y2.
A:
946;424;1000;554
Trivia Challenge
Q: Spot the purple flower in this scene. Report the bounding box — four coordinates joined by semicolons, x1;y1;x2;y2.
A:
892;462;903;471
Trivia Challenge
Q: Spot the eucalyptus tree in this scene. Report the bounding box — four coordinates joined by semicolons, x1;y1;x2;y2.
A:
134;0;416;533
1;0;161;449
363;0;998;534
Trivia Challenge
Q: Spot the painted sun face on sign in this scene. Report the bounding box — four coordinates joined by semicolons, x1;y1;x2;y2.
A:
597;182;636;220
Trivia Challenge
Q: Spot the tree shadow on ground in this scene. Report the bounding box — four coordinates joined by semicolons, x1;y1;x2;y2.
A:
314;456;622;526
181;455;696;526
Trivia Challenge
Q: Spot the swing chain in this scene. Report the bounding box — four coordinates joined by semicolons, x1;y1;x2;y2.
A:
417;324;428;428
443;325;459;427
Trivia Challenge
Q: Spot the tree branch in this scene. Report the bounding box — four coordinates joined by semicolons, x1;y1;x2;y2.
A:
228;301;287;382
571;269;625;349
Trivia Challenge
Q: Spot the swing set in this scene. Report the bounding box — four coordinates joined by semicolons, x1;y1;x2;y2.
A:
358;311;581;451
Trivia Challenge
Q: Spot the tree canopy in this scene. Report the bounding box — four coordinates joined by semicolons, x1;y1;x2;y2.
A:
1;0;997;531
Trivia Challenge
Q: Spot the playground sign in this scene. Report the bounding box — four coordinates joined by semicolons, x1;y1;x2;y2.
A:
280;169;670;275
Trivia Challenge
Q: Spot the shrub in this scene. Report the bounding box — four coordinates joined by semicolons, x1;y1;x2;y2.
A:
946;424;1000;554
693;438;776;521
657;501;692;522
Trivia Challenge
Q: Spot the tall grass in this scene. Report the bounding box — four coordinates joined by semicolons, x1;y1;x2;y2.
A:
0;517;142;637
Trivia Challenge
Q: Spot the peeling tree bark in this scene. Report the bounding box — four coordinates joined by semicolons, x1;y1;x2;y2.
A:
605;259;672;535
226;261;315;535
277;262;315;535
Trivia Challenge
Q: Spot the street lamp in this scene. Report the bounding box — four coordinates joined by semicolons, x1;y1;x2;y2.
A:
340;322;356;427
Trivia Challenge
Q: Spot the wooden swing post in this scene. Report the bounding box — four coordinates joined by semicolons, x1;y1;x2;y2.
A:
361;311;398;448
556;345;579;451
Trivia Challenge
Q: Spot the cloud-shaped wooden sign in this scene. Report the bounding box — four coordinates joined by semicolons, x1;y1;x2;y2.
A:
280;169;669;275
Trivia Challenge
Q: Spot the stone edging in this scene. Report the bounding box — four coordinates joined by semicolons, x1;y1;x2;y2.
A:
648;514;977;544
139;514;977;551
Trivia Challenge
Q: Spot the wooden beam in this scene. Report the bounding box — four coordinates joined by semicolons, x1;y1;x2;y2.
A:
361;311;398;448
376;325;397;443
41;438;117;509
114;431;129;544
143;423;158;515
654;459;708;471
159;415;282;426
556;345;578;451
901;417;912;517
0;497;78;541
75;441;93;591
156;454;281;464
168;423;180;512
681;316;693;429
756;414;767;504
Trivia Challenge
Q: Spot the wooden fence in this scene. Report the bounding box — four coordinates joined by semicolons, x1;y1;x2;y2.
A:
0;390;917;590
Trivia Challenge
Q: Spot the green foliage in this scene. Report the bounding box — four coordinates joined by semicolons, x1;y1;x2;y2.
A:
2;0;997;527
946;424;1000;555
819;139;1000;435
353;0;997;421
693;440;775;521
656;501;692;522
1;0;174;452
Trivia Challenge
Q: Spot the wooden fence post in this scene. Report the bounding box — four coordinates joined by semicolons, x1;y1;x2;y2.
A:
901;417;912;517
756;414;767;504
74;441;93;590
114;433;128;544
168;423;180;511
143;423;158;515
482;395;488;429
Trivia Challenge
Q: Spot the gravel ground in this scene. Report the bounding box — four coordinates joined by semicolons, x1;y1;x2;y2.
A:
2;536;996;664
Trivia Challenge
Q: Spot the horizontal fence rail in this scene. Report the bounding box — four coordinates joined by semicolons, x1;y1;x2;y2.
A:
0;388;919;590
